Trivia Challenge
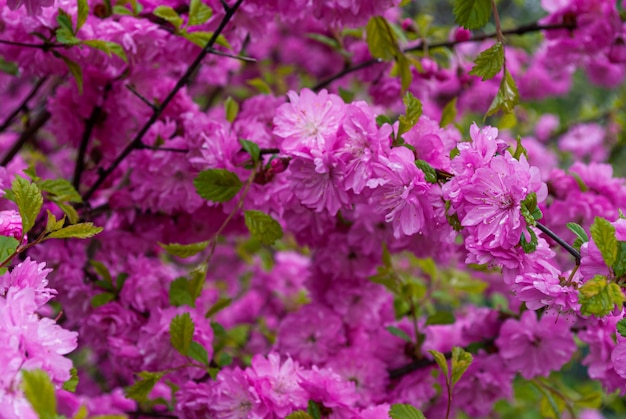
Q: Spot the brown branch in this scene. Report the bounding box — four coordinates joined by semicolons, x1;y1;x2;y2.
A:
0;39;62;50
0;110;51;166
0;77;48;134
81;0;245;202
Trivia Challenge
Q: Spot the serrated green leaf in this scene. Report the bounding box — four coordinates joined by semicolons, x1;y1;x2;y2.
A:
181;31;231;49
56;201;80;224
426;311;456;326
187;341;209;365
239;139;260;164
39;178;81;203
211;321;226;338
90;260;112;284
83;39;128;62
429;349;449;377
307;400;322;419
154;5;183;29
170;312;195;355
188;0;213;26
590;217;618;266
617;319;626;338
169;277;194;307
398;92;422;136
389;403;427;419
12;176;43;235
188;264;206;301
244;210;283;245
193;169;242;202
440;97;458;127
47;222;103;239
56;27;81;45
486;69;519;117
247;78;271;94
415;160;437;184
579;275;625;317
396;53;413;93
386;326;412;342
469;42;504;81
520;227;538;253
451;346;473;386
57;9;74;34
22;369;56;418
62;367;79;392
113;4;133;15
366;16;400;61
159;241;210;258
0;236;19;265
125;371;164;402
91;292;115;308
567;222;589;243
613;241;626;278
205;297;233;318
56;53;84;94
376;115;393;127
77;0;88;31
224;96;239;123
512;135;528;161
286;412;314;419
453;0;492;30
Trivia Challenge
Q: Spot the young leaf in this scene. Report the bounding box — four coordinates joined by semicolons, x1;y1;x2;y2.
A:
613;241;626;278
428;349;449;377
440;97;458;127
56;53;84;94
425;311;456;326
0;236;19;265
38;178;82;203
415;160;437;184
520;227;538;253
187;341;209;366
453;0;492;30
193;169;242;202
82;40;128;62
12;176;43;235
125;371;164;402
398;92;422;136
170;312;195;355
91;292;115;308
188;0;213;26
578;275;625;317
225;96;239;123
389;403;427;419
169;277;194;307
62;368;79;392
567;223;589;243
244;210;283;245
366;16;400;61
590;217;618;266
159;241;210;258
205;297;233;318
46;222;103;239
395;53;413;93
469;42;504;81
56;201;80;224
285;412;314;419
90;260;112;284
153;6;183;30
451;346;473;385
22;369;56;418
247;78;272;94
386;326;413;343
239;139;260;164
486;69;519;117
307;400;322;419
76;0;89;31
217;352;233;367
512;135;528;161
617;319;626;338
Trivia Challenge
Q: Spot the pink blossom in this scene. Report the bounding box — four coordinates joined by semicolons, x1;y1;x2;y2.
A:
208;368;268;419
0;210;23;241
0;258;55;307
6;0;53;16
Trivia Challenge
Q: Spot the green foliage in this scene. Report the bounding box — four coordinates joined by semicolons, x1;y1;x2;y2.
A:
389;403;427;419
22;369;57;419
398;92;423;136
429;349;449;377
578;275;625;317
170;312;195;355
613;241;626;277
82;40;128;62
187;341;210;366
159;241;210;258
590;216;618;266
154;6;183;30
451;346;473;385
0;235;19;266
54;53;84;94
46;222;103;239
125;371;164;402
76;0;89;31
38;179;82;203
486;69;519;117
520;227;538;254
415;160;437;183
225;96;239;123
205;297;233;318
188;0;213;26
386;326;413;343
91;292;115;308
169;277;195;307
56;9;80;45
425;311;456;325
617;319;626;338
469;42;504;81
244;210;283;245
11;176;43;235
453;0;492;30
307;400;322;419
194;169;243;202
239;139;261;165
512;135;528;161
366;16;412;91
567;222;589;251
286;412;314;419
440;97;458;127
62;367;79;392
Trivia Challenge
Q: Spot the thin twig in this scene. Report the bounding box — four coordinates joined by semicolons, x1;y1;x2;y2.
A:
0;77;48;134
535;222;581;264
0;39;62;49
125;84;157;110
138;144;189;153
207;47;256;62
0;110;51;166
81;0;245;202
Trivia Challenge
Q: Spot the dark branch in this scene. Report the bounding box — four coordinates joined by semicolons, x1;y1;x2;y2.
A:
0;77;47;134
0;39;62;49
536;222;581;264
0;110;51;166
207;47;256;62
138;144;189;153
125;84;157;110
81;0;245;202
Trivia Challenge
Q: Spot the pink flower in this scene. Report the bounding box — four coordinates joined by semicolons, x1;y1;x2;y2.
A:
6;0;54;16
207;368;268;419
496;311;576;379
0;210;23;241
0;258;55;307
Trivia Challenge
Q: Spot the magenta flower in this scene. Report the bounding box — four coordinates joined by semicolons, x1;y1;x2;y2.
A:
6;0;54;16
0;211;23;242
209;368;268;419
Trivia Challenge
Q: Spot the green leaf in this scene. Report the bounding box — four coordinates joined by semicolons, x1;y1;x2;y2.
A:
217;352;232;367
415;160;437;184
169;277;194;307
307;400;322;419
90;260;112;284
159;241;210;258
56;201;80;224
440;97;458;127
451;346;473;385
338;87;355;103
47;222;103;239
395;54;413;93
617;318;626;338
188;0;213;26
366;16;400;61
181;31;231;49
469;42;504;81
578;275;625;317
91;292;115;308
125;371;164;402
386;326;412;343
286;412;314;419
170;312;195;355
567;222;589;243
0;57;18;76
187;341;209;366
613;241;626;278
193;169;242;203
590;217;618;266
62;368;79;392
188;264;206;301
453;0;492;30
376;115;393;127
389;403;427;419
154;5;183;30
512;135;528;161
56;53;84;94
76;0;89;31
520;227;538;254
428;349;449;377
12;176;43;235
205;297;233;318
244;210;283;245
224;96;239;123
82;40;128;62
247;78;271;94
56;27;81;45
239;139;260;164
38;178;82;203
57;9;75;34
425;311;456;326
398;92;422;136
22;369;56;418
486;69;519;117
0;236;19;265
